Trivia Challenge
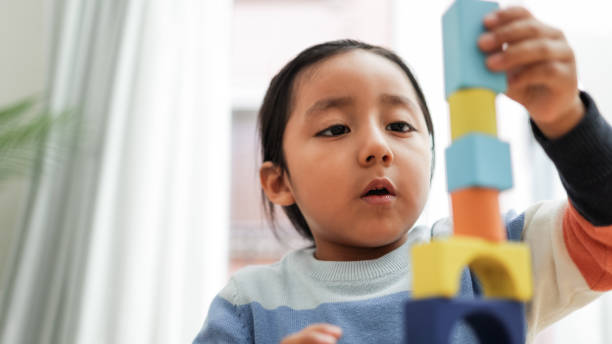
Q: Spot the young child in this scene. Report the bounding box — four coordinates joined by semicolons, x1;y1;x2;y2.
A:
194;6;612;344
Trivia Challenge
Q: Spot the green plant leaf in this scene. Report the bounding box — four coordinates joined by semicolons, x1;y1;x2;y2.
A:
0;96;75;183
0;115;52;149
0;96;37;128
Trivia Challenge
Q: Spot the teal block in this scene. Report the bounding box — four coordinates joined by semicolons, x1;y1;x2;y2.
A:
445;133;513;192
442;0;507;98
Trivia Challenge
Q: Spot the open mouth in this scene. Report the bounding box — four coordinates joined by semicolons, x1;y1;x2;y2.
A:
361;178;396;197
360;178;397;204
363;188;392;196
361;185;395;205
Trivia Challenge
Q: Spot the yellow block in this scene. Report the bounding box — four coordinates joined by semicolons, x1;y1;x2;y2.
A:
411;237;532;301
448;88;497;140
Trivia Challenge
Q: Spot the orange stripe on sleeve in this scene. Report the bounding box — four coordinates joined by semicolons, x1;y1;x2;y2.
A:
563;201;612;291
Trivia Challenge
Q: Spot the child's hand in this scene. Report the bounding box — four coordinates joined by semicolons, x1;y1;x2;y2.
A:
280;323;343;344
478;6;585;139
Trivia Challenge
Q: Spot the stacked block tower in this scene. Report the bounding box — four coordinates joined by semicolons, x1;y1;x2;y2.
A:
404;0;534;343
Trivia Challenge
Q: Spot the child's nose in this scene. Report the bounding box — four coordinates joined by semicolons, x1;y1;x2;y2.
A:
358;128;394;167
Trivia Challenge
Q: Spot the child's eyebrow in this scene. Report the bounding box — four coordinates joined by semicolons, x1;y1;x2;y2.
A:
305;94;419;117
379;94;420;114
305;96;353;116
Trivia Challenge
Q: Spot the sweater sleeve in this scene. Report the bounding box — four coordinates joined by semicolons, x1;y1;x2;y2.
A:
519;91;612;342
518;200;603;343
530;90;612;226
192;278;253;343
530;91;612;291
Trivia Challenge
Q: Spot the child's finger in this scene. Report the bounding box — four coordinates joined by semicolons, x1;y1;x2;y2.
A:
479;19;563;52
486;39;572;71
305;332;340;344
304;324;343;338
282;332;339;344
484;6;533;29
282;332;338;344
507;61;571;89
281;324;343;344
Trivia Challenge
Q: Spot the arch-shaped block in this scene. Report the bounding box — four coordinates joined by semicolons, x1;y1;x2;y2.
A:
404;298;525;344
448;88;497;141
451;187;505;241
445;133;513;192
442;0;507;98
411;237;532;301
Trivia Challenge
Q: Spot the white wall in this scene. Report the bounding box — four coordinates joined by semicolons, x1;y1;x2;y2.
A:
0;1;45;105
0;0;46;284
231;0;393;109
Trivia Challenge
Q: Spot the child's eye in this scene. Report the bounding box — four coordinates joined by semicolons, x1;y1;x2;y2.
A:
386;121;416;133
317;124;350;137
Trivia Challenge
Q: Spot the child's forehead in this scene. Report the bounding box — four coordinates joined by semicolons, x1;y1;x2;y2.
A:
291;50;418;107
298;50;395;82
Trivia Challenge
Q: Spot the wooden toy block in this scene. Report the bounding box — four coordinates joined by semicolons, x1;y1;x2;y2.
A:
442;0;506;98
451;187;505;242
411;237;533;301
445;133;513;192
404;297;525;343
448;88;497;141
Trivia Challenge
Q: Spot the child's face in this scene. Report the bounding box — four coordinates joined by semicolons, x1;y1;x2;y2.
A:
280;50;432;260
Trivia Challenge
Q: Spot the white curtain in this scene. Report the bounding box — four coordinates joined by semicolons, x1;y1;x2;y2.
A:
0;0;232;343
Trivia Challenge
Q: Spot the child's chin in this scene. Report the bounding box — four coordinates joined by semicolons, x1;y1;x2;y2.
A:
351;230;406;247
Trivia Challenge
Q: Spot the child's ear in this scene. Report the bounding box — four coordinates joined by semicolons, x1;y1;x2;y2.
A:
260;161;295;206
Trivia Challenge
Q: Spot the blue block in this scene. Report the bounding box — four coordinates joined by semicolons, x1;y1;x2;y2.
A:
445;133;513;191
404;298;526;344
442;0;507;97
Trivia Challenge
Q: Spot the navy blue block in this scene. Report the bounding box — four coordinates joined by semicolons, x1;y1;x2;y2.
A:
403;298;525;343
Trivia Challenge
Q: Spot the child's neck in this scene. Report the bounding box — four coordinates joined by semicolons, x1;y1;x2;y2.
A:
313;235;408;261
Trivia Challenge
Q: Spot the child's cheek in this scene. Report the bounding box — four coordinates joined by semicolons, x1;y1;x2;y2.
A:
395;142;431;202
291;147;353;207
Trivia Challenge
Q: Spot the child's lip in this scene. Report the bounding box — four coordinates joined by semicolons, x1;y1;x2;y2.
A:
361;194;396;205
360;177;397;197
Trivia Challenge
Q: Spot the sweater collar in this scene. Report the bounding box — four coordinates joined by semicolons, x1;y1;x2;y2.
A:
291;225;430;281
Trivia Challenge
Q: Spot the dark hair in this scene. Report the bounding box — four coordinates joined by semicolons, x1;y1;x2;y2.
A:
257;39;435;242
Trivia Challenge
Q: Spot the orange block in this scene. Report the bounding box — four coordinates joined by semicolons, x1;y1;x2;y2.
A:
451;187;506;242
